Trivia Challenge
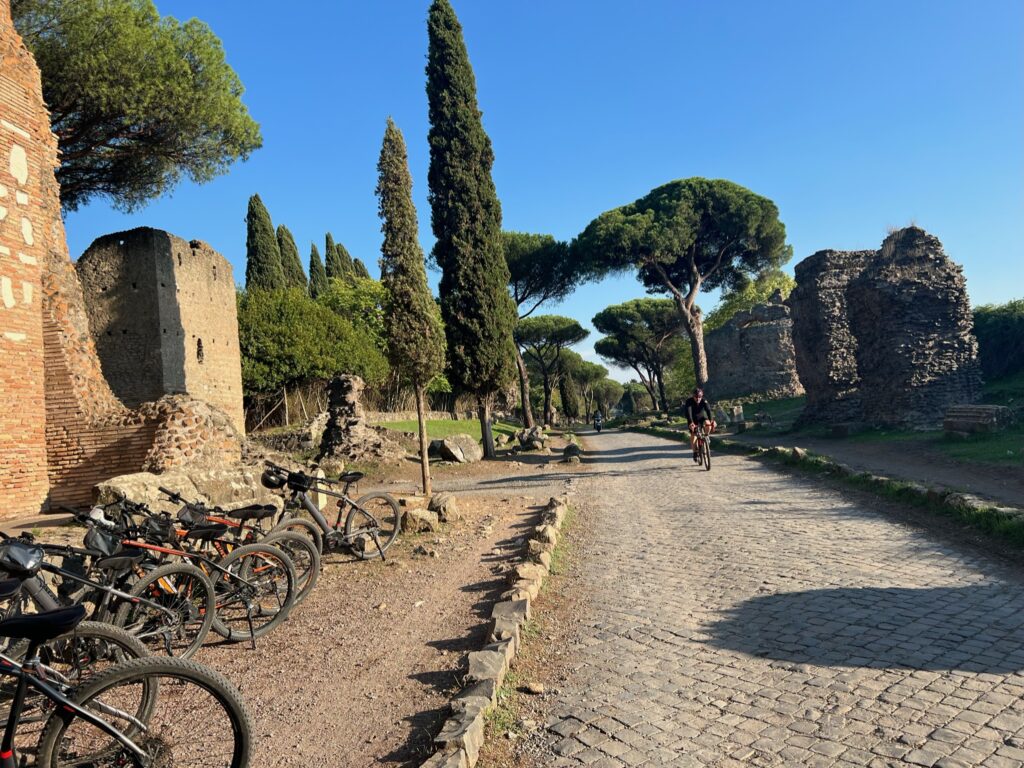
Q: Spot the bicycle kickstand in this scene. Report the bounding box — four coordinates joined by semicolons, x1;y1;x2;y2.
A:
371;531;386;562
245;607;257;651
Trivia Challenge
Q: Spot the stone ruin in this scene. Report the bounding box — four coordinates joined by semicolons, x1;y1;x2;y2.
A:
705;290;804;401
789;227;981;429
318;375;403;465
0;5;246;518
77;228;245;433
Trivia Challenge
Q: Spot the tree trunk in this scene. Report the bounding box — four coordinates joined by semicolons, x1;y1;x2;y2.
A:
542;376;553;427
685;313;709;390
514;346;535;428
655;368;669;412
631;366;658;413
414;384;432;497
478;398;496;459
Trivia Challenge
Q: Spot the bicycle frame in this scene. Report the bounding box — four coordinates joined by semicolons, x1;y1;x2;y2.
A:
291;486;371;539
0;647;147;767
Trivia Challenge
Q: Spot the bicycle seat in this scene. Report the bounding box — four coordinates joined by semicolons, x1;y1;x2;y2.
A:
0;578;21;601
223;505;276;522
182;522;228;540
340;471;364;484
0;605;86;642
94;551;145;572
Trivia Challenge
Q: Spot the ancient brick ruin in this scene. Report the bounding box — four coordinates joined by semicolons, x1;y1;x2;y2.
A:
0;5;243;517
705;290;804;401
789;228;981;429
77;228;245;433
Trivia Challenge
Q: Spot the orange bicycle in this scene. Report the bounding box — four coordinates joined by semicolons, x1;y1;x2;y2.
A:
691;421;712;470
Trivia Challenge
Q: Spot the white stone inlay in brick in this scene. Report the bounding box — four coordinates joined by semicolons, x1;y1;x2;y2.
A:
17;252;36;265
21;217;33;246
1;120;30;139
0;204;7;221
3;332;27;342
0;184;7;197
21;281;33;305
9;145;28;186
15;191;28;206
0;245;9;256
1;276;15;308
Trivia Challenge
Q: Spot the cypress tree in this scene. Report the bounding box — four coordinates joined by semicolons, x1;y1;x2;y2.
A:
426;0;517;458
377;117;446;495
325;234;356;280
336;242;355;278
245;193;284;291
352;258;371;280
308;243;328;299
276;224;307;290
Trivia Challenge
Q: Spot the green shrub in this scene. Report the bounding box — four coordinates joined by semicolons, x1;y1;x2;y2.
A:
974;300;1024;380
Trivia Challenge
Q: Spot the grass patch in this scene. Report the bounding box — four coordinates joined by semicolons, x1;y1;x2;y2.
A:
373;418;518;441
485;667;523;736
939;425;1024;466
548;507;576;578
743;395;806;425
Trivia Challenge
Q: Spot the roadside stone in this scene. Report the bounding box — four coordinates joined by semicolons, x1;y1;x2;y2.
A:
429;492;462;522
420;746;468;768
563;443;582;459
403;508;440;533
536;525;559;545
467;647;509;686
429;434;484;464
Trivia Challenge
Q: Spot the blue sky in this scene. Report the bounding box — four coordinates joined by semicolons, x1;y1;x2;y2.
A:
63;0;1023;378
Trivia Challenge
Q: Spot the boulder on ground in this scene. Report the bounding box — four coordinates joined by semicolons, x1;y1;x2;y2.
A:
429;492;462;522
495;433;510;447
95;465;281;515
563;444;582;459
516;426;548;451
403;508;440;533
429;434;484;463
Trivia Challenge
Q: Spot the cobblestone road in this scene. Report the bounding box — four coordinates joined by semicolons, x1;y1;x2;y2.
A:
536;429;1024;767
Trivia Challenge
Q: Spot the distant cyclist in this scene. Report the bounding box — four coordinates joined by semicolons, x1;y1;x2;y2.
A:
684;388;715;463
593;410;604;433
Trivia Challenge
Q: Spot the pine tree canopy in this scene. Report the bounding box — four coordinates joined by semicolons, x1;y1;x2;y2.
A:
244;193;284;291
377;117;446;388
426;0;516;397
276;224;307;290
308;243;328;299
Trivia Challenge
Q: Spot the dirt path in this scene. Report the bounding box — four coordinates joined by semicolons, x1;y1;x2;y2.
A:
728;431;1024;508
188;463;573;767
510;428;1024;767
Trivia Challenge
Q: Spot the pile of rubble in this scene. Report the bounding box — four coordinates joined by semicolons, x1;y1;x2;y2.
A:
317;375;403;465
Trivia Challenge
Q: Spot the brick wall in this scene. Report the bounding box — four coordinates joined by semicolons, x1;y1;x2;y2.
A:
0;6;53;516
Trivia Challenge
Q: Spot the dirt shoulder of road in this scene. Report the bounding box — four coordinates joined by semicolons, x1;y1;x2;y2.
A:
722;430;1024;509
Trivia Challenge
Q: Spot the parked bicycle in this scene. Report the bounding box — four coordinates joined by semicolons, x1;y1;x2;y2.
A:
0;591;251;767
262;461;401;561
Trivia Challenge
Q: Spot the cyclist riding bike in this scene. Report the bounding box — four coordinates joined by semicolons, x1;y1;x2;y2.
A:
684;387;716;463
594;410;604;432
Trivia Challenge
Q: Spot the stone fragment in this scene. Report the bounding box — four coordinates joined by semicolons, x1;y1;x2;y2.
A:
420;747;468;768
404;508;441;533
429;434;484;463
318;375;403;464
429;492;462;521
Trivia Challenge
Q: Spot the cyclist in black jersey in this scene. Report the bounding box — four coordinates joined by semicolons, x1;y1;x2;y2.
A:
684;387;716;463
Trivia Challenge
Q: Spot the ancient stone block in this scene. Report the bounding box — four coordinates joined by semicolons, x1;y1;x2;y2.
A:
789;249;876;425
77;228;245;433
318;375;403;464
706;290;804;400
846;227;982;429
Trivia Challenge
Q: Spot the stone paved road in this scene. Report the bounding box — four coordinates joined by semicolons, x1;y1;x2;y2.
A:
535;429;1024;768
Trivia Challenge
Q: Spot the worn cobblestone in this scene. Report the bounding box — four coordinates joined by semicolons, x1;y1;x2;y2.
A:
534;429;1024;766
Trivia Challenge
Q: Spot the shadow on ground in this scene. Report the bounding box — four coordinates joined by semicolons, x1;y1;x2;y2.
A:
704;584;1024;673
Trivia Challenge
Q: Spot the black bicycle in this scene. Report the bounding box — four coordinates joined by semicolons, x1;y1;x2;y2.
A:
0;587;251;767
693;421;712;470
262;461;401;560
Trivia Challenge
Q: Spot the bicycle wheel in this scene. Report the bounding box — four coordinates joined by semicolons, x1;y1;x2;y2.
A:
344;492;401;561
210;543;296;642
8;621;151;752
263;530;320;605
702;438;711;471
271;514;324;555
36;656;251;768
113;563;216;659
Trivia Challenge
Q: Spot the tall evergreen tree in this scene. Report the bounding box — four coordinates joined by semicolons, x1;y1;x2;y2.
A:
377;118;446;495
352;258;371;280
276;224;306;290
325;233;355;280
244;193;283;291
426;0;516;458
308;243;328;299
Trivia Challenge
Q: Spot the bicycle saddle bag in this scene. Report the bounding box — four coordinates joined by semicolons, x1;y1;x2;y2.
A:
141;515;175;545
177;505;208;527
94;551;146;573
0;540;44;578
83;527;122;558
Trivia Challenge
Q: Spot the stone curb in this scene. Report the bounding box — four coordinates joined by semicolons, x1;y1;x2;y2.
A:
420;495;570;768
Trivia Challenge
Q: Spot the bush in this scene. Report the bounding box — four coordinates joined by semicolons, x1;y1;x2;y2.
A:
974;300;1024;380
238;288;387;395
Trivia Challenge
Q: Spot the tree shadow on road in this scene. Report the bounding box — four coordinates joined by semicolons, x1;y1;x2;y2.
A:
704;584;1024;673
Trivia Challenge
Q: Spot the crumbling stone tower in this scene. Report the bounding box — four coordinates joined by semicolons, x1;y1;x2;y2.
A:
77;228;245;434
